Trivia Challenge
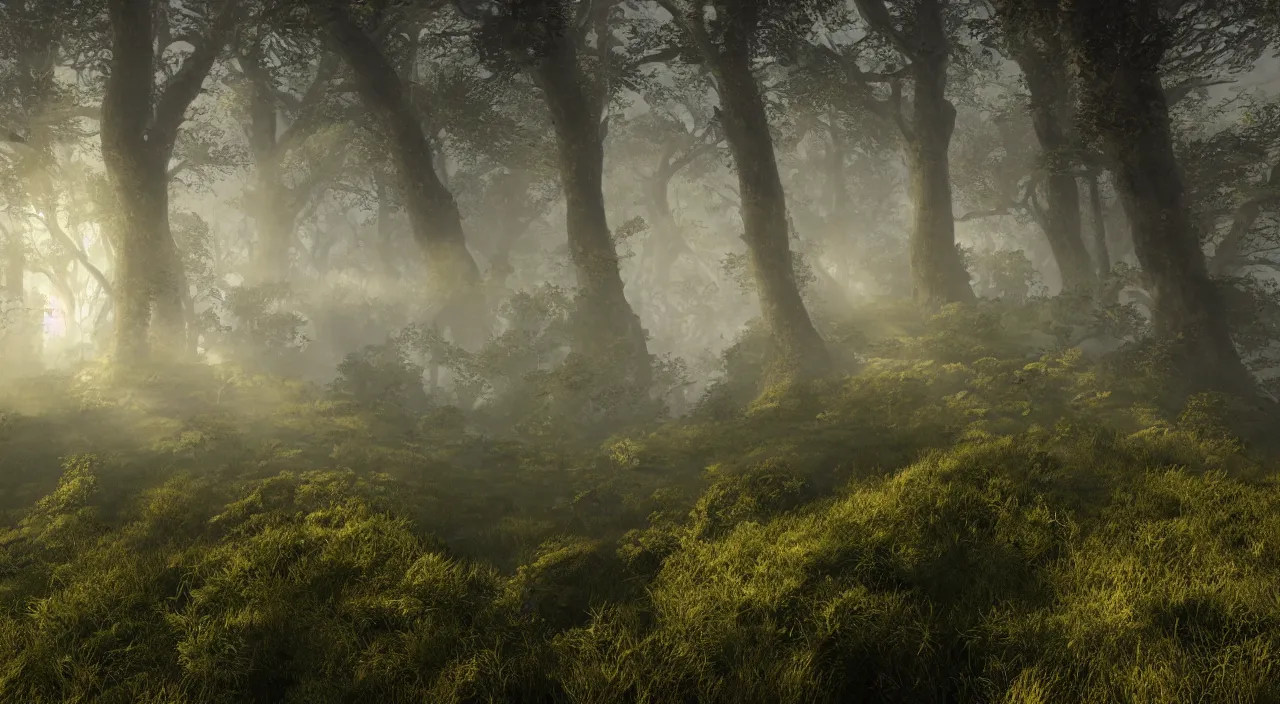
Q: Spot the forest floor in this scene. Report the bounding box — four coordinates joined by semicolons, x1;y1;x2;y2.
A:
2;301;1279;703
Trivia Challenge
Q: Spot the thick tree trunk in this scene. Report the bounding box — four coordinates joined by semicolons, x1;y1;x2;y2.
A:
253;187;298;281
712;45;830;379
373;176;401;279
313;2;484;342
905;58;975;306
532;45;652;386
244;91;296;281
1065;0;1253;394
105;163;186;358
1040;172;1093;293
102;0;161;361
103;0;232;361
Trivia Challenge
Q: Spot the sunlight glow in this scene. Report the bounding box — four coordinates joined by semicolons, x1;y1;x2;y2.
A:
43;302;65;337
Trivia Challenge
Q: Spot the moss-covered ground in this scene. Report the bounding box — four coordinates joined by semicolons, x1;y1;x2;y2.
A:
2;302;1279;703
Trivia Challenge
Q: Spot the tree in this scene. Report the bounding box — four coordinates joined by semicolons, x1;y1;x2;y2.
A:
101;0;240;361
988;4;1095;294
847;0;976;305
1057;0;1257;395
464;0;654;386
304;0;485;345
232;26;348;281
988;0;1277;297
652;0;832;381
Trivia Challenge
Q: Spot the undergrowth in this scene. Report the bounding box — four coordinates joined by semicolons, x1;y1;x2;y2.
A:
2;299;1279;703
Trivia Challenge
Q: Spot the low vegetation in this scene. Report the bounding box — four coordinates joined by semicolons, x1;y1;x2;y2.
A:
3;299;1279;703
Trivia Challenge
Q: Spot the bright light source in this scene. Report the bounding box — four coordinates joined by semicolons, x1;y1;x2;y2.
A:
43;304;65;337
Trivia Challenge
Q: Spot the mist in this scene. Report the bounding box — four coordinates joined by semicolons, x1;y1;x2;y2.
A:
3;1;1280;701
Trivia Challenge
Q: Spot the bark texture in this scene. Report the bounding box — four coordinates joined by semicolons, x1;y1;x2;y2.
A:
906;56;975;305
1063;0;1254;395
854;0;974;306
102;0;232;361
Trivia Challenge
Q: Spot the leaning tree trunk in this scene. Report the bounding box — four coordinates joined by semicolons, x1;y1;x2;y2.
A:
712;42;831;380
905;56;976;306
313;1;484;344
1001;13;1096;294
1208;164;1280;277
1064;0;1253;395
532;43;652;387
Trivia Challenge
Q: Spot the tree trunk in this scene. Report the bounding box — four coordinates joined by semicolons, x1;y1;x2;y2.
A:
1064;0;1253;394
711;43;830;379
1040;172;1094;294
1207;164;1280;277
102;0;161;360
103;0;232;362
252;185;298;281
532;42;652;386
373;175;401;278
1001;12;1096;294
905;56;975;306
244;83;296;281
313;2;483;341
644;168;716;290
1085;171;1111;280
827;107;847;225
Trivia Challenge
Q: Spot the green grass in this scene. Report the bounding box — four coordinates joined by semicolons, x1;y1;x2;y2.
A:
2;300;1280;702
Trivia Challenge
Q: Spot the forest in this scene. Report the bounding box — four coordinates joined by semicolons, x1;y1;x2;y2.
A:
2;0;1280;701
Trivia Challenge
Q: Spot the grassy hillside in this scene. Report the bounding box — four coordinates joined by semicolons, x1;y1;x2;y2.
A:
2;302;1279;703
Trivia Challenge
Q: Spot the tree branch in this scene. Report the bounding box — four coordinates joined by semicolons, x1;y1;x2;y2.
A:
1163;76;1235;106
31;206;113;297
955;205;1012;222
852;0;920;60
151;0;241;157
